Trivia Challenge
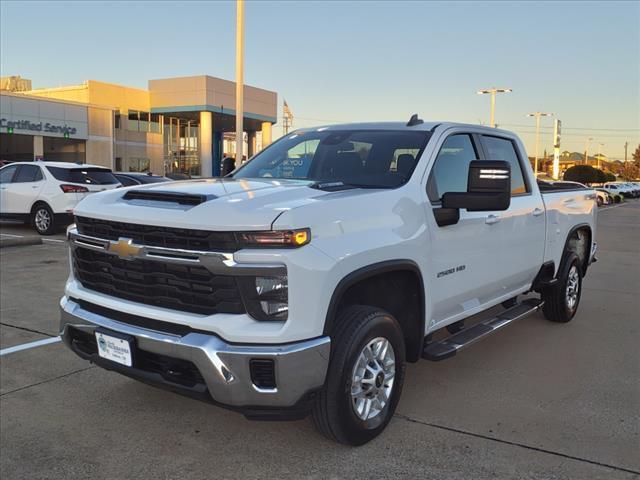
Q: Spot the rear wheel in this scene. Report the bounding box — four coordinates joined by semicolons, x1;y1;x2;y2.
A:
312;305;406;445
542;252;582;323
32;204;56;235
596;196;603;207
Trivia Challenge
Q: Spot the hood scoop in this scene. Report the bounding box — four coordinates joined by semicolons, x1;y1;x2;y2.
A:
122;190;216;206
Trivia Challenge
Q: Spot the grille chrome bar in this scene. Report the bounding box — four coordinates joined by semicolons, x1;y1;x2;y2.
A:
68;228;285;276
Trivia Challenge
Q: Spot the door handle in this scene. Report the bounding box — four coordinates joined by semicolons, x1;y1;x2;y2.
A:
31;185;39;189
532;207;544;216
485;214;501;225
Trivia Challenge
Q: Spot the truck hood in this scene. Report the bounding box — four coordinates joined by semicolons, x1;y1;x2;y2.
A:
73;178;367;231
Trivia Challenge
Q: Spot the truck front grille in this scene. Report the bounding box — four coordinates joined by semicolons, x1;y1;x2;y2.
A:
72;247;245;315
75;216;242;252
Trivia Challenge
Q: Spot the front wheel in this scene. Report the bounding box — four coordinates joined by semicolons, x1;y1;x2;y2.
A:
312;305;406;445
542;252;582;323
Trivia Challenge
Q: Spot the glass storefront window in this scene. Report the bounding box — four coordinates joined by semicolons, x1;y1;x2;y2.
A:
124;157;150;172
163;116;200;177
150;113;161;134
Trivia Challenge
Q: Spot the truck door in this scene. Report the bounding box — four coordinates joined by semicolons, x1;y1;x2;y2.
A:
425;133;508;326
479;135;545;290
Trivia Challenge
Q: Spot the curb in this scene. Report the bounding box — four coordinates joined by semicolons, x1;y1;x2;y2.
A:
0;237;43;249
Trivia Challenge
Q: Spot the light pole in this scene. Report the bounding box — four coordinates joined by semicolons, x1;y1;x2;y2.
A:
235;0;244;163
597;143;605;169
526;112;553;176
584;137;593;165
477;87;512;128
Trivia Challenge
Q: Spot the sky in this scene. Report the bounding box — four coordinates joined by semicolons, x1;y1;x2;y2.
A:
1;0;638;160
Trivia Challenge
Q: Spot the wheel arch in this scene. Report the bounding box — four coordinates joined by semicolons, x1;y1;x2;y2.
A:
324;260;426;363
561;223;592;276
30;199;52;214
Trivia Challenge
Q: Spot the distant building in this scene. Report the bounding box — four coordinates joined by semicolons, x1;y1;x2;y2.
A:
0;76;32;92
0;75;277;176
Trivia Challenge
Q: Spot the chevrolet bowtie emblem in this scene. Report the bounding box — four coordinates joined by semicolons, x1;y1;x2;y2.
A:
107;238;142;259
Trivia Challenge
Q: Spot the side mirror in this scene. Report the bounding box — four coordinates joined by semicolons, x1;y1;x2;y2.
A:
442;160;511;212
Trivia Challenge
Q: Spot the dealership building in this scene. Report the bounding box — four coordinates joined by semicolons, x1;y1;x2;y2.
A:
0;75;278;176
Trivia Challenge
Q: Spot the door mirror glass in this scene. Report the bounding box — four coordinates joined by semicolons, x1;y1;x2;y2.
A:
441;160;511;211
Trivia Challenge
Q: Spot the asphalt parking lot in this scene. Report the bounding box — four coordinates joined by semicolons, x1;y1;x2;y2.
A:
1;202;639;480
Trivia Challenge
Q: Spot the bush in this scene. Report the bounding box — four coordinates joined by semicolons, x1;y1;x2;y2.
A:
563;165;601;185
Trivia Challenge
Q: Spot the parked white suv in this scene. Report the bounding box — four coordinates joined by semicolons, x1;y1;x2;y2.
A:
60;120;597;444
0;161;120;234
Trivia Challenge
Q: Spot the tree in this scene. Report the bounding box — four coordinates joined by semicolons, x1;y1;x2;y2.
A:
605;172;617;182
563;165;601;185
633;144;640;168
594;168;607;184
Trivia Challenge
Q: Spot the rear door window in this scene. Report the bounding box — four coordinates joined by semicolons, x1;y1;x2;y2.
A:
480;136;528;195
46;166;119;185
14;165;43;183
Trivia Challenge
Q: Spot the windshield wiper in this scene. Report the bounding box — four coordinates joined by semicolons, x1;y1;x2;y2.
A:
310;181;392;191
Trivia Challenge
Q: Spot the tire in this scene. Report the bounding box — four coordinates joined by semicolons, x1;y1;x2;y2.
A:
312;305;406;445
596;196;603;207
542;252;582;323
31;204;56;235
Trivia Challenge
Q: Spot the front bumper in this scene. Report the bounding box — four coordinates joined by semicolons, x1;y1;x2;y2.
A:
59;297;330;415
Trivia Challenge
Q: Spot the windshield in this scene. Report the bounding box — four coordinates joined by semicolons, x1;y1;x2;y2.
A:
232;130;430;188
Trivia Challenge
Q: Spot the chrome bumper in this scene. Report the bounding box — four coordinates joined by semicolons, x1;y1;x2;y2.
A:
59;297;330;409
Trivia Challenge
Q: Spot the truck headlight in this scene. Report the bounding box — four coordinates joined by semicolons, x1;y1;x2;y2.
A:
238;275;289;321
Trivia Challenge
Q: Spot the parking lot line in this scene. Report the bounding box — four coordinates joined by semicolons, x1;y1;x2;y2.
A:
0;336;61;356
42;238;65;243
0;233;24;238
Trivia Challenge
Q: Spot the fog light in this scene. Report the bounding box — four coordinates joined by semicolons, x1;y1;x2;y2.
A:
255;275;288;319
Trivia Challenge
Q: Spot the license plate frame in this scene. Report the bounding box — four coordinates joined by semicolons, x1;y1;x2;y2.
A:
95;328;135;367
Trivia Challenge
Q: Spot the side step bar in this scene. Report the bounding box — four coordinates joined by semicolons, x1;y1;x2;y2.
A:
422;298;544;361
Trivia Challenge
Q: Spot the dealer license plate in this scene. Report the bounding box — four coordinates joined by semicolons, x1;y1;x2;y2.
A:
95;331;132;367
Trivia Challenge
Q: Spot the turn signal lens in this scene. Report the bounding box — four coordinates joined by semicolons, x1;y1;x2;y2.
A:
241;228;311;248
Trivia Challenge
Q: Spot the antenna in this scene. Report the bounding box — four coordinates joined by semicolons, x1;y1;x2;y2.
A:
406;114;423;127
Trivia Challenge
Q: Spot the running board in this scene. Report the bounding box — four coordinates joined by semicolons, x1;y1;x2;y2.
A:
422;298;544;361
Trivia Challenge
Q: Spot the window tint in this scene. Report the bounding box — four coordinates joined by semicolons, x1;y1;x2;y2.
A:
14;165;43;183
0;165;18;183
46;166;119;185
114;174;139;187
427;134;478;201
481;136;528;195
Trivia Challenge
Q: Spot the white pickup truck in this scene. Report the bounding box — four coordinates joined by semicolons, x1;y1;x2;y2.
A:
60;118;597;445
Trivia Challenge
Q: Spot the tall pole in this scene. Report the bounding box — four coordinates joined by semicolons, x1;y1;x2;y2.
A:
235;0;244;163
527;112;553;177
624;141;629;163
490;91;496;129
477;87;512;128
597;143;604;169
584;137;593;165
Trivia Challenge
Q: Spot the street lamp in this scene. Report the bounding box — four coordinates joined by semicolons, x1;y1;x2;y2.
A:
526;112;553;177
597;143;605;169
477;87;512;128
584;137;593;165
